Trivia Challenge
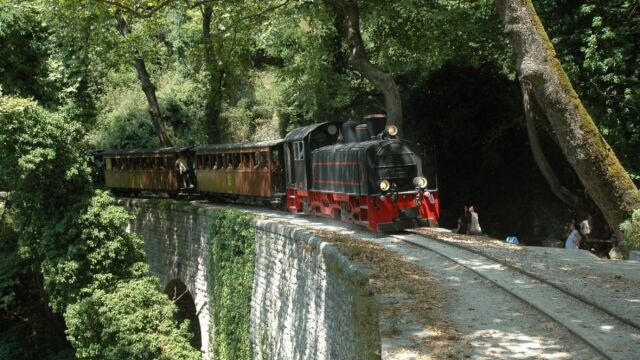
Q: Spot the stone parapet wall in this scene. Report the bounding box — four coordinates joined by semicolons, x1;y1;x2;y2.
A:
251;221;379;360
119;198;380;360
120;199;212;359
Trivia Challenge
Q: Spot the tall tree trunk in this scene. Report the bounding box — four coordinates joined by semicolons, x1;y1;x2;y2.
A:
521;81;582;209
115;12;173;147
202;4;220;144
277;109;290;138
496;0;640;232
327;0;403;134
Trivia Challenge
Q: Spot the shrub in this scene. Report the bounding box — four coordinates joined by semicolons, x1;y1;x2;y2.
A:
65;277;201;360
620;209;640;250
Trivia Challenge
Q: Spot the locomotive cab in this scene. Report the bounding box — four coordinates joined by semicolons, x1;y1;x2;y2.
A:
284;122;341;211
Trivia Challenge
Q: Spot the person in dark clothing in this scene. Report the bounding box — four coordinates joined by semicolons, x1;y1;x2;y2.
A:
455;206;470;234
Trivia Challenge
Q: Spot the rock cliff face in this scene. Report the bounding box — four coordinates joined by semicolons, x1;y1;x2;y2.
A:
121;198;380;360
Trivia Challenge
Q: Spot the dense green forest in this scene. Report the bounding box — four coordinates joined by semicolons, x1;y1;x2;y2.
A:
1;0;639;358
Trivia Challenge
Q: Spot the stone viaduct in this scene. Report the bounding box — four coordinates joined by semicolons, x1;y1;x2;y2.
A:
120;198;380;360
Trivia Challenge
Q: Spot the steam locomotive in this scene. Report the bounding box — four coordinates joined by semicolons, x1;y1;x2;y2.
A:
95;115;440;232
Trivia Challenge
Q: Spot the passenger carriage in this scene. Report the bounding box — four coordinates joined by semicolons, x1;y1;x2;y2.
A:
99;147;191;196
193;141;285;203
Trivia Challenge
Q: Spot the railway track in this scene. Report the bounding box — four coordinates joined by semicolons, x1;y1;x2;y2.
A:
391;232;640;360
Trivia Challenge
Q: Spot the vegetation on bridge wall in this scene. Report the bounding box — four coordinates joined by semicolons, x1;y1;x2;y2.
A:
208;209;256;359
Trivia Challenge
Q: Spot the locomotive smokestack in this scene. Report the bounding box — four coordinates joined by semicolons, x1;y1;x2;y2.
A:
355;124;370;142
341;120;358;143
364;114;387;138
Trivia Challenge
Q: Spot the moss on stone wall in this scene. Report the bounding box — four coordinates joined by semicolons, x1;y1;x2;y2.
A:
208;209;255;360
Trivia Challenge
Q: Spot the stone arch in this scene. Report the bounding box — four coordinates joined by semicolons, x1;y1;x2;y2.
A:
165;279;202;350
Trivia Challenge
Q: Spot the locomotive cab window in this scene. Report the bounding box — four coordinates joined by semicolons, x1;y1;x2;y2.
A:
293;141;304;160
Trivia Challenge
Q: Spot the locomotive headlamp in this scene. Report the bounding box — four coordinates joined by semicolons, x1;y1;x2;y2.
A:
413;176;427;189
386;125;398;136
379;180;391;192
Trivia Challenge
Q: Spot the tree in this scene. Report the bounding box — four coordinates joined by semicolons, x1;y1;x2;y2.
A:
325;0;403;133
0;1;54;105
201;3;220;143
114;10;173;147
495;0;640;233
66;276;200;360
0;96;199;358
534;0;640;179
521;82;581;209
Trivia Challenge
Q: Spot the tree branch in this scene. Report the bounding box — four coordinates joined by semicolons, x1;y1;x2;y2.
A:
94;0;176;18
521;80;581;209
236;0;291;23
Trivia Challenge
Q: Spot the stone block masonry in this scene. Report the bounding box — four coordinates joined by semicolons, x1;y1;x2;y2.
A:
122;199;212;359
251;220;380;360
119;198;380;360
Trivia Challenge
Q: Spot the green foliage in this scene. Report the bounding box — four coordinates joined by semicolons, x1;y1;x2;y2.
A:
0;202;73;360
0;96;92;252
0;209;21;311
620;209;640;250
255;1;360;124
0;96;199;358
535;0;640;177
41;191;148;312
91;71;208;149
208;209;256;360
0;1;55;104
65;276;201;360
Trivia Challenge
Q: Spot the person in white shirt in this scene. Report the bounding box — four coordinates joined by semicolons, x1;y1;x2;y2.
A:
468;205;483;235
175;155;188;189
580;214;593;239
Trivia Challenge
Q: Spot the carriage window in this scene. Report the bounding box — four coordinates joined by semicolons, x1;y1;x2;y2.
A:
271;150;281;169
258;152;267;169
293;141;304;160
241;153;250;169
106;158;112;170
232;154;240;169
